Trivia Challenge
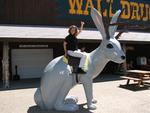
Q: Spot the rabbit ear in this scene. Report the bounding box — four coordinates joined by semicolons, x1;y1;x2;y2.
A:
109;10;122;38
91;8;106;39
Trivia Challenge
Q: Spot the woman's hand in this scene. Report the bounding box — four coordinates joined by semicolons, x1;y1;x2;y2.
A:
81;21;85;25
76;21;85;36
64;52;67;57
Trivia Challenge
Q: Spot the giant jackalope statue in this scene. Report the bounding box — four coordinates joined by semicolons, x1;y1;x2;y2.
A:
34;8;126;111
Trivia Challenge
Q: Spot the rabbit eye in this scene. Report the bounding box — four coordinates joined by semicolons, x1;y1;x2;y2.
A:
107;43;113;49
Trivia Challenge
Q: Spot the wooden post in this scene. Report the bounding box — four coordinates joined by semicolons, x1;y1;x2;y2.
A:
2;42;10;88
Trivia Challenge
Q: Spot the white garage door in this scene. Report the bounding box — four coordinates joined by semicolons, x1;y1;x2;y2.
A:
11;49;53;79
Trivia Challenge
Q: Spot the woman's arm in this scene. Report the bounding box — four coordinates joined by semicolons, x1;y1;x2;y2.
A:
63;41;67;56
76;21;85;36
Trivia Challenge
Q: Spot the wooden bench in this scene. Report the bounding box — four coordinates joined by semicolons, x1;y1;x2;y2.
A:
120;76;142;86
120;70;150;87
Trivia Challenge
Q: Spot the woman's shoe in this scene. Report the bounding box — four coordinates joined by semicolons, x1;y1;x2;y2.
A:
77;68;86;73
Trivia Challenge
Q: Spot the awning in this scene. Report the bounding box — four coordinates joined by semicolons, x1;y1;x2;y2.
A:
119;32;150;43
0;25;150;43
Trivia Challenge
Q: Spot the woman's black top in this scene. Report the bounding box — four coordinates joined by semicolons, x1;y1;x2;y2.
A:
65;34;78;51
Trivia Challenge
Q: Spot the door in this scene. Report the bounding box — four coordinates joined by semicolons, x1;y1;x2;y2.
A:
11;49;53;79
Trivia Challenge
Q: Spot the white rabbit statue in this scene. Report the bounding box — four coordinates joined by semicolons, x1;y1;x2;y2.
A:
34;8;125;111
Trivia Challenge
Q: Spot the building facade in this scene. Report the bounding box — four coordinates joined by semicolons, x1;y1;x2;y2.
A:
0;0;150;87
0;0;150;27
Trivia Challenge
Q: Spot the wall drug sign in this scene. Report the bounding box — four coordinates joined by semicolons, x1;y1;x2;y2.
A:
57;0;150;26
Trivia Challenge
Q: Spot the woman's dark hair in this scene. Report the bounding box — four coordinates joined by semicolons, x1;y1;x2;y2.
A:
68;25;78;36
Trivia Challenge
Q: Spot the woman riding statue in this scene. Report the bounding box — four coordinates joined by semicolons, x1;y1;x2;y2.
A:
63;21;87;73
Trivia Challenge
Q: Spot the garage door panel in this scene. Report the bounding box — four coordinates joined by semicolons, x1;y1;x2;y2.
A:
11;49;53;79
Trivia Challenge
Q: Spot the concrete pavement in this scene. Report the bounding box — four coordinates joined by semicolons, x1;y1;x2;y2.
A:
0;75;150;113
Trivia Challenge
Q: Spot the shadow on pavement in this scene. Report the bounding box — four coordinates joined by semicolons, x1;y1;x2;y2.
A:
93;74;122;83
27;104;94;113
119;82;150;91
0;74;122;91
0;78;40;91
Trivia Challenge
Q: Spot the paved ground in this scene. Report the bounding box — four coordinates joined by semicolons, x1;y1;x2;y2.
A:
0;74;150;113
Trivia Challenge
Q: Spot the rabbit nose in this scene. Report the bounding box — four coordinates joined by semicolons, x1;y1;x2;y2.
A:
121;56;126;60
